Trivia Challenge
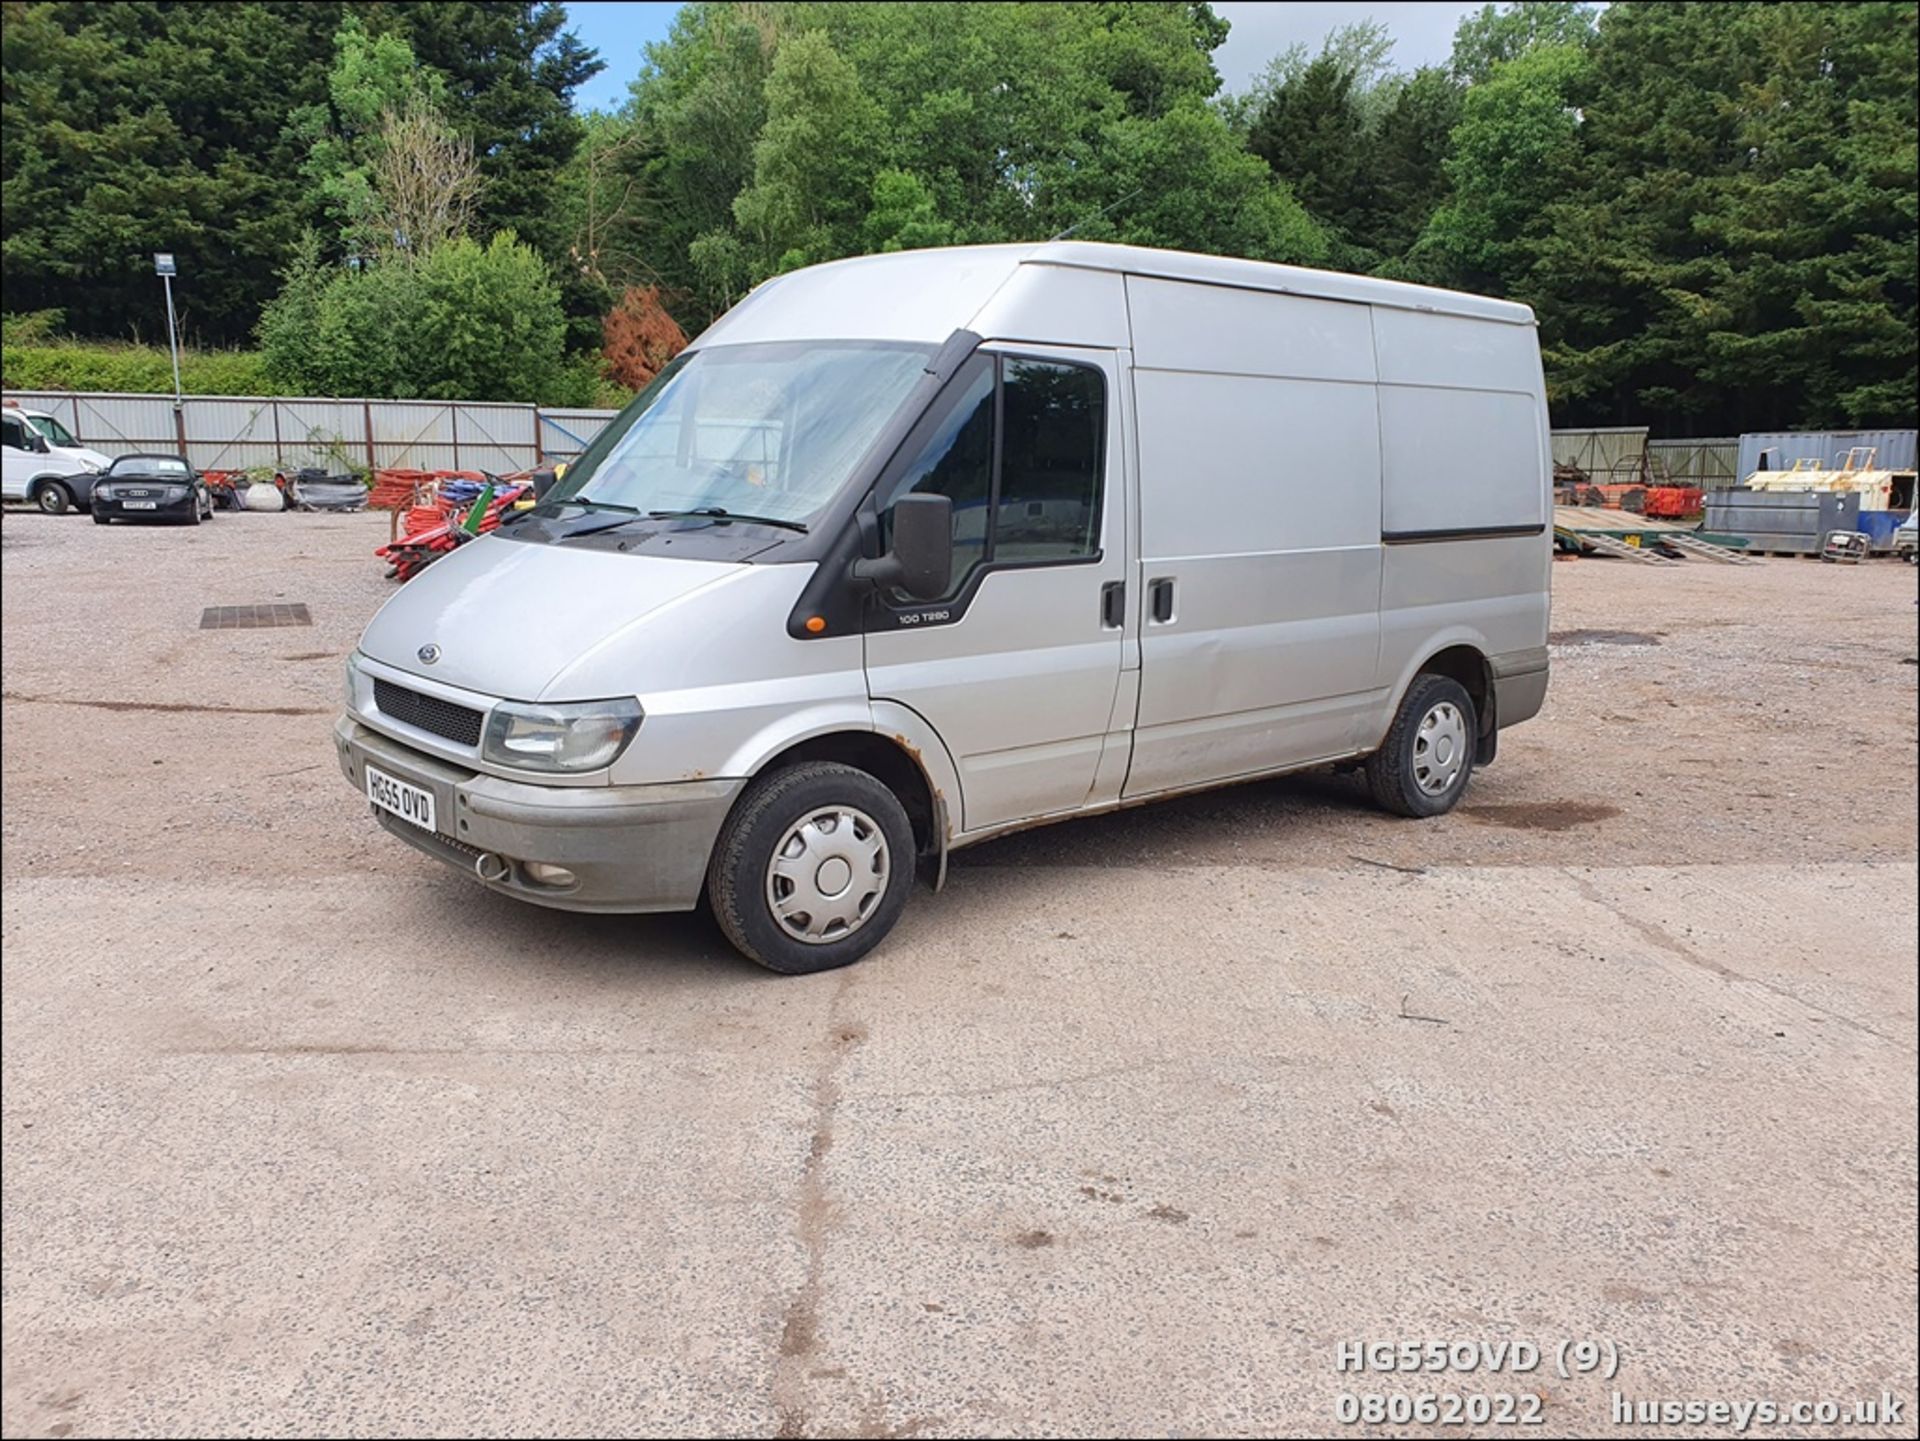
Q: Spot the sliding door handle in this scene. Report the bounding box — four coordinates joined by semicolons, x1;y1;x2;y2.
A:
1148;577;1175;624
1100;580;1125;628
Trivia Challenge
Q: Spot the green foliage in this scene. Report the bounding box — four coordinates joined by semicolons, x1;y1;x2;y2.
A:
256;231;578;403
2;340;283;395
5;0;1913;433
1;0;344;344
1523;1;1916;430
2;309;67;345
1412;44;1587;295
1449;2;1599;84
287;15;442;254
613;1;1319;331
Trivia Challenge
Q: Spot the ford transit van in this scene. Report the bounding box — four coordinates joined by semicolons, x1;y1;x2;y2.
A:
336;242;1551;973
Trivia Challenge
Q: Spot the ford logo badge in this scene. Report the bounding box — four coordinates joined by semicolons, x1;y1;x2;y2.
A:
417;643;441;665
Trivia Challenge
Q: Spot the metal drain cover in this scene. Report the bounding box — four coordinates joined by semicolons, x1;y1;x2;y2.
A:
200;603;312;630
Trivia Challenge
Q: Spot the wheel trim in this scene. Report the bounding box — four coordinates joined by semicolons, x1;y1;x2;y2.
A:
765;805;889;944
1412;701;1468;795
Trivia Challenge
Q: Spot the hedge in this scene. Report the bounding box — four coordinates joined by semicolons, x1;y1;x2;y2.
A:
1;342;287;396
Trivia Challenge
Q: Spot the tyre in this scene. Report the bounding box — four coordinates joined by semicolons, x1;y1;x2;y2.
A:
185;499;202;526
92;511;110;525
1364;673;1477;818
707;761;916;974
34;482;72;516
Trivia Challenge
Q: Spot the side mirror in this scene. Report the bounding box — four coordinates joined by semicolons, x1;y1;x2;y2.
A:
29;432;51;454
853;494;953;602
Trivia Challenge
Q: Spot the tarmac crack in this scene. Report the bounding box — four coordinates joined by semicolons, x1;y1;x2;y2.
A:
1564;869;1912;1050
773;969;866;1439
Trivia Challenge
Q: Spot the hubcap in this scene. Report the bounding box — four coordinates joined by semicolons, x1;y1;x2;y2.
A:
766;805;889;944
1412;701;1469;796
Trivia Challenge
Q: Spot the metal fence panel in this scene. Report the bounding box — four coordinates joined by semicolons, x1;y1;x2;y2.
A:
1551;426;1649;483
9;389;645;476
538;408;620;462
451;402;538;474
369;401;455;472
1737;429;1918;480
1647;437;1739;487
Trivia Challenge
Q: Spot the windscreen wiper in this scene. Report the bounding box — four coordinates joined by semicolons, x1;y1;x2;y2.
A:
648;507;809;534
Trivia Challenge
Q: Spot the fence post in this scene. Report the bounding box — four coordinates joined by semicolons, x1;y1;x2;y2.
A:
271;401;283;468
534;406;545;466
363;400;376;474
173;402;189;464
450;404;460;472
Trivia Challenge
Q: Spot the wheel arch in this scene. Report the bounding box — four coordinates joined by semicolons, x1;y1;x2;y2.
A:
1378;632;1496;756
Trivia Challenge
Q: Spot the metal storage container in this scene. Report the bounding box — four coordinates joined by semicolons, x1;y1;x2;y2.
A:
1703;488;1862;554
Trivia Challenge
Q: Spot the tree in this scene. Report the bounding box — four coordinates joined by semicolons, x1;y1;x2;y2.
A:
600;285;689;391
1246;55;1371;261
288;16;448;256
1225;20;1397;132
368;95;484;261
1532;1;1916;430
258;231;578;402
731;29;886;273
1450;2;1598;85
1;0;345;343
1410;43;1587;297
1361;67;1464;263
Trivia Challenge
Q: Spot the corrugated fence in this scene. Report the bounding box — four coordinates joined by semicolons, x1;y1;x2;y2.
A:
2;390;621;473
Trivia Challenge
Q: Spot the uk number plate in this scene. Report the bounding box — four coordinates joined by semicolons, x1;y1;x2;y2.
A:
365;764;436;832
125;500;158;510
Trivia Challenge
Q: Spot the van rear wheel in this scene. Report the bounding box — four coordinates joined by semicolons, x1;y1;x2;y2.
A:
707;761;916;974
1365;674;1477;818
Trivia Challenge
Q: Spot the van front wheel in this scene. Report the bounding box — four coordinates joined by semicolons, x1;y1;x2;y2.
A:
1365;674;1477;818
707;761;916;974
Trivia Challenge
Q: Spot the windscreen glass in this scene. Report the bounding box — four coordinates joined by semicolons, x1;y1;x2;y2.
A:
547;342;934;527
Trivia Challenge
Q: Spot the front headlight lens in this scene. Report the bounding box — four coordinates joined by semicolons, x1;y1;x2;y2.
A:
93;485;115;501
482;697;643;773
344;652;364;711
163;484;188;501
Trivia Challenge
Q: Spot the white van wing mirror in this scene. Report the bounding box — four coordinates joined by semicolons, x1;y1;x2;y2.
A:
853;494;952;602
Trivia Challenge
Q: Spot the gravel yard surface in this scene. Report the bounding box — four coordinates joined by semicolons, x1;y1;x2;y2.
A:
4;509;1915;1437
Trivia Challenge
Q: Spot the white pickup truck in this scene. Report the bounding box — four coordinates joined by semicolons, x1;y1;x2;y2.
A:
1;402;113;513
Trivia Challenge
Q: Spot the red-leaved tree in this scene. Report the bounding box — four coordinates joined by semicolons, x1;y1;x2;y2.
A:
601;286;689;392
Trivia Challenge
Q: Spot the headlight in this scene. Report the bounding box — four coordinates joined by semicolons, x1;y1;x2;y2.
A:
344;652;364;711
482;697;643;773
163;485;188;501
93;485;115;501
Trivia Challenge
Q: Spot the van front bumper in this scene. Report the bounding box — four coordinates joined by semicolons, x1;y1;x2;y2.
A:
335;716;741;914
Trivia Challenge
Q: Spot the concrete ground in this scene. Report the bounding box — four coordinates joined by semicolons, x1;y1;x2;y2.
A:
3;508;1915;1438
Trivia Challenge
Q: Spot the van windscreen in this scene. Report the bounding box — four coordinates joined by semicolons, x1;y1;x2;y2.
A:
547;341;934;529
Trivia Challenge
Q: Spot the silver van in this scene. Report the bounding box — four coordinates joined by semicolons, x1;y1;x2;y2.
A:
336;243;1550;972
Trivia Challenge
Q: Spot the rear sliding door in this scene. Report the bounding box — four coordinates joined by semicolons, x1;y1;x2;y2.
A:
1122;277;1383;797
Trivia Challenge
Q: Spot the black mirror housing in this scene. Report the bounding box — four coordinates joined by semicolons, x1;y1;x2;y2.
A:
853;493;953;602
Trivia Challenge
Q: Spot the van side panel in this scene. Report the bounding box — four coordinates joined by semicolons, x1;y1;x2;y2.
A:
1123;277;1384;796
1368;308;1552;745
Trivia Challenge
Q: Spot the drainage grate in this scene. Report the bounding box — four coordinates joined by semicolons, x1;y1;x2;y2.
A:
200;603;313;630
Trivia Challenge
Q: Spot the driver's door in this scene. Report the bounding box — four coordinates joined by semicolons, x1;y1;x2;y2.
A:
863;345;1132;834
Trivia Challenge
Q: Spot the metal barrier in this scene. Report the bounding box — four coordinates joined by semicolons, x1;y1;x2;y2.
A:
2;389;620;473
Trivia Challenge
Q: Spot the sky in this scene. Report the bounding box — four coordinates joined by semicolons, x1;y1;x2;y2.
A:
561;1;1486;115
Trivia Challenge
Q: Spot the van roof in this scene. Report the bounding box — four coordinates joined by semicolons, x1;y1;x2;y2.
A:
1026;241;1535;325
699;241;1535;351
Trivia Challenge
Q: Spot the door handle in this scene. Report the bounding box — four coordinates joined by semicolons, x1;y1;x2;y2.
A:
1148;577;1175;624
1100;580;1125;628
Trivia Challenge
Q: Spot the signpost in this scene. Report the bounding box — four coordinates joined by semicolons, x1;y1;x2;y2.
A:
154;253;185;452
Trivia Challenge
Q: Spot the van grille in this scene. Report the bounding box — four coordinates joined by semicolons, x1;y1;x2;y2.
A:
373;678;484;746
